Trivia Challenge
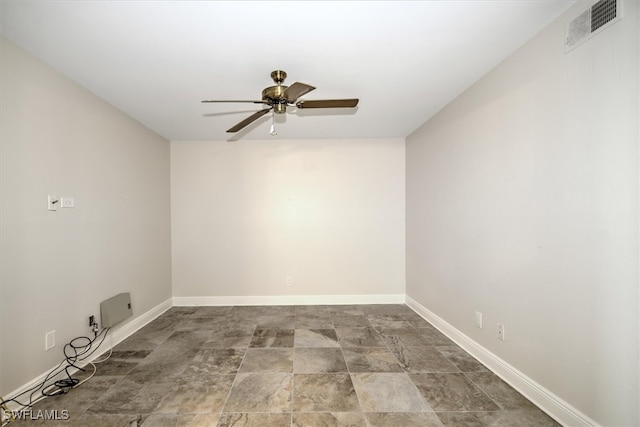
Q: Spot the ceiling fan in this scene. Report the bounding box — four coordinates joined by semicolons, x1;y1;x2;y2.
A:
202;70;359;133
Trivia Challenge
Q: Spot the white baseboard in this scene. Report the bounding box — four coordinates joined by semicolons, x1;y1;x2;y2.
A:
109;298;172;345
405;296;599;427
2;298;172;415
173;294;406;306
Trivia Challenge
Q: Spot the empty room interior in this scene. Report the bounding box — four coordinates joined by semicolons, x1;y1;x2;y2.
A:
0;1;638;426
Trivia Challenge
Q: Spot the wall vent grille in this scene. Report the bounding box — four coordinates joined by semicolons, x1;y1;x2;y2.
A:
565;0;622;52
591;0;617;32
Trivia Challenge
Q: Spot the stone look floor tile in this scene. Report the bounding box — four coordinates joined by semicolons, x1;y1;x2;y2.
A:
90;379;174;414
436;346;489;373
295;314;335;329
160;330;212;350
72;413;149;427
387;345;460;373
465;371;538;410
91;359;140;376
249;329;294;347
224;373;292;413
85;378;144;414
436;409;560;426
404;318;434;328
239;348;294;373
330;306;365;315
293;373;360;412
294;306;332;321
336;327;385;347
296;305;331;312
175;412;222;426
181;348;245;377
225;317;260;329
152;375;235;413
366;412;444;427
294;329;340;348
15;304;556;426
351;373;432;413
332;314;370;328
124;348;199;384
190;306;232;317
256;314;296;329
367;314;413;330
174;315;229;331
218;413;291;427
107;349;154;359
114;328;173;352
416;325;456;346
342;347;403;373
410;373;500;412
292;412;367;426
293;348;348;373
363;305;414;316
140;413;176;426
379;328;430;346
400;309;425;318
204;327;255;348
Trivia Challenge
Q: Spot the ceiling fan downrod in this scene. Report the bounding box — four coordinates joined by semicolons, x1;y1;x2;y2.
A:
263;70;289;114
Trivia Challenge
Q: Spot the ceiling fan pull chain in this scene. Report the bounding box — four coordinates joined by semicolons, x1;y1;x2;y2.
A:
270;111;277;136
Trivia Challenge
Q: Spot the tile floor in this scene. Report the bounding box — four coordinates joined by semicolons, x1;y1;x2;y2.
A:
20;305;559;426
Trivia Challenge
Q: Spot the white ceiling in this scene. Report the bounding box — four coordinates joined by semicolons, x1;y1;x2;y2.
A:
0;1;574;141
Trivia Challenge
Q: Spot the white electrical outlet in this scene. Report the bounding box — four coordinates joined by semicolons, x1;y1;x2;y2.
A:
497;323;505;341
45;330;56;350
60;197;75;208
286;276;292;287
475;311;483;328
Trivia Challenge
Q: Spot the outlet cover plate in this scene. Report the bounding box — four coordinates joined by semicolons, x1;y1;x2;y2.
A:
497;323;505;341
475;311;483;328
45;330;56;350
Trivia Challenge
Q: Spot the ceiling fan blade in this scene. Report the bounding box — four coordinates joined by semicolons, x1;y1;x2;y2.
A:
296;99;359;109
227;108;272;133
202;100;268;104
283;82;316;103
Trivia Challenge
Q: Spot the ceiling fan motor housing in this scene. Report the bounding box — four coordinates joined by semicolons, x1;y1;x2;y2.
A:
262;85;288;113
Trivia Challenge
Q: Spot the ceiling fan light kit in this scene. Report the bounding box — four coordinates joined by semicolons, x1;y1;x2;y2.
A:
202;70;359;134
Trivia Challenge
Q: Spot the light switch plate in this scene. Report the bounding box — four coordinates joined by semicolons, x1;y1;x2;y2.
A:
47;195;58;211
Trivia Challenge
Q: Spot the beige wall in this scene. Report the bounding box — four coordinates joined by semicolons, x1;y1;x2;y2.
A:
3;2;638;423
0;38;172;395
406;1;639;425
171;139;405;301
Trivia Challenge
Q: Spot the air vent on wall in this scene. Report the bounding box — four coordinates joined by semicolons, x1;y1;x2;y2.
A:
565;0;622;52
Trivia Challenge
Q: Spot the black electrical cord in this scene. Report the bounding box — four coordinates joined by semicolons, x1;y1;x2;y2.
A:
1;326;111;424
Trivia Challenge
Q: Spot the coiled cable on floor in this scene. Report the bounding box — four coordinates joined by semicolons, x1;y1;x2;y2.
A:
0;327;112;425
